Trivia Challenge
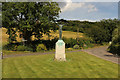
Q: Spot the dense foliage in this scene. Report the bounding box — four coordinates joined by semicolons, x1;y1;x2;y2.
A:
60;19;119;44
108;27;120;55
2;2;60;43
0;3;1;28
3;37;95;51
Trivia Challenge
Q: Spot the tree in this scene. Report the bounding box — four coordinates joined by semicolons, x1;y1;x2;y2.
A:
108;27;120;55
98;19;118;42
85;26;107;44
85;19;119;44
2;2;60;43
0;3;1;28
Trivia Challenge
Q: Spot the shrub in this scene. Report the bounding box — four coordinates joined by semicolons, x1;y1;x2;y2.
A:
67;48;73;51
73;45;80;49
77;39;84;47
108;44;120;55
63;37;77;48
62;37;94;48
17;45;33;51
3;43;18;51
77;37;94;47
36;44;47;52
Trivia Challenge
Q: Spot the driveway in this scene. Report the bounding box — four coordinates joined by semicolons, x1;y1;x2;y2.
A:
81;46;119;64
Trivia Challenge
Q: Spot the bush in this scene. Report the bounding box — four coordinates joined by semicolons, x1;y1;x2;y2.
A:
78;37;94;47
108;44;120;55
3;43;18;51
63;37;77;48
66;48;73;51
62;37;94;48
73;45;80;49
77;39;84;47
17;45;33;51
36;44;47;52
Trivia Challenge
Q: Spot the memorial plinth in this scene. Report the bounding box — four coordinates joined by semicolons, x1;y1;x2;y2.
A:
55;40;66;61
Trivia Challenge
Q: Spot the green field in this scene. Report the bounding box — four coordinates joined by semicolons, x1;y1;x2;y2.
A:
0;59;2;79
3;51;118;78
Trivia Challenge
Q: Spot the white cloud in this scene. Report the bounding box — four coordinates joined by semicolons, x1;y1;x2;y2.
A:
79;19;99;22
61;2;85;12
61;1;98;13
86;4;98;12
59;17;100;22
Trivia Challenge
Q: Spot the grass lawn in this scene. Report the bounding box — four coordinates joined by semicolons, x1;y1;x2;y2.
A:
0;59;2;79
3;51;118;78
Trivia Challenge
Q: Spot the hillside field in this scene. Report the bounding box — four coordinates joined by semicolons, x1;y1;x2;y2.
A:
1;28;84;46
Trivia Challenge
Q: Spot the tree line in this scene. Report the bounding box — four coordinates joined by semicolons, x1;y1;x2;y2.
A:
2;2;119;44
60;19;120;44
2;2;120;54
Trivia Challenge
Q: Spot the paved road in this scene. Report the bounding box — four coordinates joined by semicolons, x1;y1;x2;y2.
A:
3;46;119;64
82;46;119;64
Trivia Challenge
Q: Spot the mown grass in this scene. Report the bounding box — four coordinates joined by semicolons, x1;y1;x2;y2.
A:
0;59;2;79
3;51;118;78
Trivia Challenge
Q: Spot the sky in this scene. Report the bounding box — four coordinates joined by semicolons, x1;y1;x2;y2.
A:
58;0;118;22
0;0;119;22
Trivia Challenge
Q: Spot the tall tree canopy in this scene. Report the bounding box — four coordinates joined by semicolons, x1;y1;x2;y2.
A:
2;2;60;43
0;3;1;28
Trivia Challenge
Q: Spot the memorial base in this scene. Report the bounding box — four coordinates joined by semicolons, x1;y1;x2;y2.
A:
55;40;66;61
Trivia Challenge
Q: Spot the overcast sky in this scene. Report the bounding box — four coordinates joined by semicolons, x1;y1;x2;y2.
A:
58;1;118;22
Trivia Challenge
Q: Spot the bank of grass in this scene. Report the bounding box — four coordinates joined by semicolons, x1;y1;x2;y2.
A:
42;30;83;40
3;51;118;78
1;28;84;45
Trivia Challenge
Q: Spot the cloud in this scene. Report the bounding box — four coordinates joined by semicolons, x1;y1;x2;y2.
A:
86;4;98;12
79;19;99;22
60;0;72;12
61;2;85;12
60;0;98;13
59;18;100;22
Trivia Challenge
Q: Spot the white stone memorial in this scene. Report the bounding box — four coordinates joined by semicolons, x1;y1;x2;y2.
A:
55;25;66;61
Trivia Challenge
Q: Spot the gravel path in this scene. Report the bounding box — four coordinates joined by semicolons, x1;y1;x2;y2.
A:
3;50;82;58
3;46;119;64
